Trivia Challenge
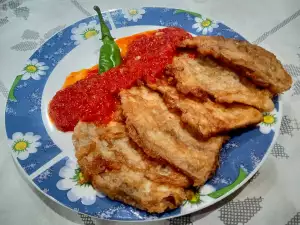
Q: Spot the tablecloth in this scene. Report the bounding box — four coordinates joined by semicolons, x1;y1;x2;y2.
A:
0;0;300;224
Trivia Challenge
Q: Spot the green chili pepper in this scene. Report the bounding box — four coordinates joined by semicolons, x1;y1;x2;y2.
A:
94;6;122;74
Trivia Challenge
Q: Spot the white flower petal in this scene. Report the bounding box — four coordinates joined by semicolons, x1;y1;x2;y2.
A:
39;65;49;71
123;13;130;19
59;166;75;179
200;184;216;195
132;17;138;22
32;142;41;148
27;146;37;154
21;73;31;80
97;192;105;198
7;140;13;147
31;74;41;80
202;28;208;35
259;125;272;134
181;202;199;214
25;133;41;142
78;23;87;29
208;27;213;33
71;27;79;35
88;20;97;27
35;62;45;67
31;59;38;65
66;159;78;169
140;8;146;14
211;23;219;28
25;60;32;66
67;191;81;203
17;151;29;160
70;35;80;41
196;27;203;33
57;179;75;190
195;17;202;23
12;132;24;140
81;194;96;205
192;23;200;29
200;195;214;203
37;70;46;76
24;132;33;137
67;186;82;202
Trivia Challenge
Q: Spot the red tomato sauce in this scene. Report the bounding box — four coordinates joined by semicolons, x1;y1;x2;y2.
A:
49;27;191;131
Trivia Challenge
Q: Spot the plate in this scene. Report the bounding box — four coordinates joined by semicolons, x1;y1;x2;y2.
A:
5;7;281;221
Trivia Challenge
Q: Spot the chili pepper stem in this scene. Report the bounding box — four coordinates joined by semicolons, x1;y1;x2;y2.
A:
94;6;113;41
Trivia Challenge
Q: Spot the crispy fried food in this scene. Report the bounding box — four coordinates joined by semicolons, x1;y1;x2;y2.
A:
168;54;274;112
73;121;191;213
149;82;263;138
120;86;228;186
180;36;292;94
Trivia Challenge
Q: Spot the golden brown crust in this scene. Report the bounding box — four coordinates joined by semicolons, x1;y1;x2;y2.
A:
180;36;292;94
73;121;191;213
149;83;263;138
92;169;188;213
168;54;275;112
120;86;227;186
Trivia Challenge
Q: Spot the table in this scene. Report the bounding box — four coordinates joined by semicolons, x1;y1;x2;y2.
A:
0;0;300;224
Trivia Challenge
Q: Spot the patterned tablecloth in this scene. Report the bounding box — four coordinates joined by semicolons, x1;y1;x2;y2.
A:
0;0;300;224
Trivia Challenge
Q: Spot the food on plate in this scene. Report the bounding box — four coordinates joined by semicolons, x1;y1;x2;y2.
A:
62;65;98;88
120;86;228;186
167;54;274;112
149;82;263;138
49;27;191;131
73;120;192;213
180;36;292;94
116;30;156;57
49;16;292;213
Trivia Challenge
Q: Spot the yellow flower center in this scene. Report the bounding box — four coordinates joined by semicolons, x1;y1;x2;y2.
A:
26;65;38;73
78;172;86;184
14;141;28;151
189;193;201;204
263;115;275;124
201;19;212;27
83;29;98;39
129;9;138;15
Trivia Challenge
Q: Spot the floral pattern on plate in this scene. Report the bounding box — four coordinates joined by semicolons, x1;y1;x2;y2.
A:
71;20;100;45
8;132;41;160
122;8;146;22
259;108;278;134
192;17;219;35
22;59;49;80
56;159;104;205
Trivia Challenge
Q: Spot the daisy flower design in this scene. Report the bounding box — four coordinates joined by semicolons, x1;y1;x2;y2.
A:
122;8;145;22
259;108;278;134
8;132;41;160
56;159;104;205
181;184;216;213
70;20;100;45
21;59;49;80
192;17;219;35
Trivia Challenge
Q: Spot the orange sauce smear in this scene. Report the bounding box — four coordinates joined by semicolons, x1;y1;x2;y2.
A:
62;30;156;89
